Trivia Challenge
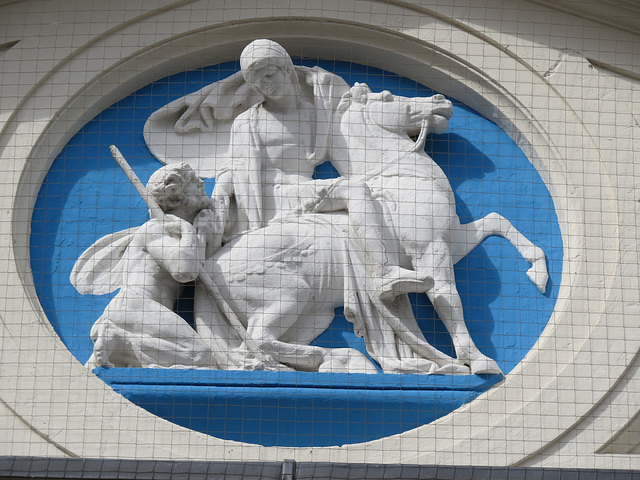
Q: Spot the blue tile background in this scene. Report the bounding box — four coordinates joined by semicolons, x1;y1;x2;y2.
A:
30;60;562;447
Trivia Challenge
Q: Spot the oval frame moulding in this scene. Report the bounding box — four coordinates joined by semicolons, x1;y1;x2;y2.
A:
1;11;616;465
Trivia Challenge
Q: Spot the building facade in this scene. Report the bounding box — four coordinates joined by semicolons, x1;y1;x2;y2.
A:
1;0;640;473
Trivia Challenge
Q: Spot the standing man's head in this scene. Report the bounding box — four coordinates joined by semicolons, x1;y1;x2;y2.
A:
240;39;299;103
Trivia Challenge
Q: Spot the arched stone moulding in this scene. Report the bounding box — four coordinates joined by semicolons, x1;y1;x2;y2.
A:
0;5;634;467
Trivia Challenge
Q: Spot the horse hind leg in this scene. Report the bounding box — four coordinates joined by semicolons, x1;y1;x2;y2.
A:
414;244;502;375
427;285;502;375
452;212;548;294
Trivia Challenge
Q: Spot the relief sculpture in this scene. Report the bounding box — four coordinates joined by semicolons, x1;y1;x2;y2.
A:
71;39;549;375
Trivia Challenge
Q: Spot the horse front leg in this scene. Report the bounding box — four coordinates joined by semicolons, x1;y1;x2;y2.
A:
244;274;373;373
247;309;377;374
452;212;548;293
243;279;319;371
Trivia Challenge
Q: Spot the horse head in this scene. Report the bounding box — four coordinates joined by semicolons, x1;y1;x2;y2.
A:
336;83;454;175
340;83;452;132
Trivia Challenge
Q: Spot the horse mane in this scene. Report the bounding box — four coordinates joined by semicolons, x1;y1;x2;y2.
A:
336;83;371;116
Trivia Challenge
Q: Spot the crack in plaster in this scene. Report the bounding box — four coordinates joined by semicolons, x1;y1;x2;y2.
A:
543;53;566;80
0;40;19;58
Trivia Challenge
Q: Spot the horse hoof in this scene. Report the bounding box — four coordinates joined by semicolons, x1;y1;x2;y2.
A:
434;363;471;375
382;358;438;374
527;260;549;294
468;356;502;375
244;355;293;372
261;363;295;372
456;348;502;375
318;348;378;374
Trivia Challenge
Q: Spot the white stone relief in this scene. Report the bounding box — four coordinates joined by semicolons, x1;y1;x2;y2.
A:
73;39;549;375
71;163;219;369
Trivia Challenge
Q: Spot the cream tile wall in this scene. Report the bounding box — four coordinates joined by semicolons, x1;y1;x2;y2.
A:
1;0;639;468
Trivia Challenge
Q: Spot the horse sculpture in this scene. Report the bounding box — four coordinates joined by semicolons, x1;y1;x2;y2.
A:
198;210;469;375
331;83;549;374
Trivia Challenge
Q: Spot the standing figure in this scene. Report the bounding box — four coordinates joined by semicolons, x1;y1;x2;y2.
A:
142;39;470;374
218;38;429;302
72;163;220;369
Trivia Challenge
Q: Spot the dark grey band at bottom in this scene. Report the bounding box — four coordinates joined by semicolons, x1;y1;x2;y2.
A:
1;456;639;480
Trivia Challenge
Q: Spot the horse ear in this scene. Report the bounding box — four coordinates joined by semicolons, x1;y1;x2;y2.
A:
336;91;353;115
350;83;372;102
381;90;394;101
352;82;371;93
